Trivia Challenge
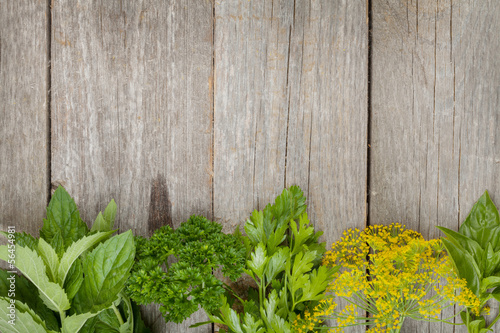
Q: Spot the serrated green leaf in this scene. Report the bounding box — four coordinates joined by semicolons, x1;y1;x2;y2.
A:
64;258;83;301
442;238;481;296
41;186;89;251
0;270;59;331
90;213;107;233
37;238;60;283
290;213;315;256
266;223;288;256
296;265;335;304
0;245;70;312
265;247;288;284
261;290;291;333
246;243;268;281
58;230;115;286
0;298;50;333
62;312;98;333
50;231;65;258
242;313;265;333
73;231;135;313
207;298;244;333
0;231;38;251
245;210;267;246
91;308;121;333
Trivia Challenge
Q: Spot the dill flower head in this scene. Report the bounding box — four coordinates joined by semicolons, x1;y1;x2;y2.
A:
294;223;481;332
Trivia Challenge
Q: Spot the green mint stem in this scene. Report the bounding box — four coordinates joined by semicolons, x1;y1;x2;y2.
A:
112;303;125;326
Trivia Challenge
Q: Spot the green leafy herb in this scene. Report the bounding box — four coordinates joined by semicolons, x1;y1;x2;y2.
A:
438;190;500;331
126;215;246;324
207;186;337;332
0;186;146;333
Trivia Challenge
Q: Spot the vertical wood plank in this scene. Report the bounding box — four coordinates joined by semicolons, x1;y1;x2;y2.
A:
286;1;368;332
51;0;213;332
0;1;48;236
213;0;294;230
214;0;367;331
452;1;500;331
371;0;500;331
286;0;368;248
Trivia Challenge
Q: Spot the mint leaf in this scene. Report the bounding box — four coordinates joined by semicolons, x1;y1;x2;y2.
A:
64;258;83;301
1;231;38;251
37;238;60;283
58;230;115;286
73;231;135;313
62;312;98;333
41;186;89;251
0;270;59;331
0;245;70;312
103;199;118;230
0;298;50;333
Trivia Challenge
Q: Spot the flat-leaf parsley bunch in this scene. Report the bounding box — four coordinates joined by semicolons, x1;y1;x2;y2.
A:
295;223;480;332
208;186;338;333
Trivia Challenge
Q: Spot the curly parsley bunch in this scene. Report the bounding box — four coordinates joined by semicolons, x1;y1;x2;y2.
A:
126;215;246;324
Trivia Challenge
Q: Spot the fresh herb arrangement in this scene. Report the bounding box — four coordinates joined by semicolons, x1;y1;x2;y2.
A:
0;186;150;333
439;191;500;332
126;215;246;324
300;223;479;333
207;186;337;333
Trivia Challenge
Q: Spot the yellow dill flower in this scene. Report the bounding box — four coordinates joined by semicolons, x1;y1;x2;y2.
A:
314;224;480;332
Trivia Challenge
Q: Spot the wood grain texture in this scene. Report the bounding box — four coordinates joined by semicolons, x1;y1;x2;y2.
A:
0;0;48;236
371;0;500;331
285;1;368;332
214;0;367;331
51;0;213;332
286;0;368;247
213;0;294;232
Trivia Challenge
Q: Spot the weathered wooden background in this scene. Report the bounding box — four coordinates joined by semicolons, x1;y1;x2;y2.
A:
1;0;499;332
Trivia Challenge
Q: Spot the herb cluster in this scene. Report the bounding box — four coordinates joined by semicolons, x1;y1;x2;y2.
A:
208;186;337;333
0;186;149;333
439;191;500;332
126;215;246;324
300;223;479;332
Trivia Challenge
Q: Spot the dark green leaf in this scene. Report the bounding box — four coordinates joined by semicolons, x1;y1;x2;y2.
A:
41;186;89;251
93;309;120;333
73;231;135;313
0;231;38;251
64;258;83;301
460;191;500;249
437;226;484;272
483;243;500;277
131;300;151;333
